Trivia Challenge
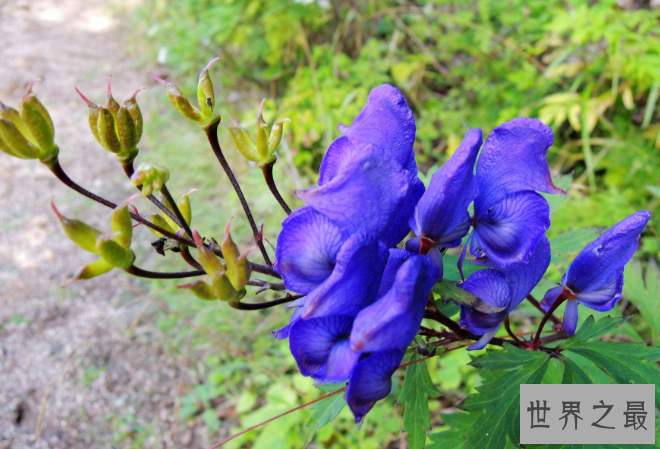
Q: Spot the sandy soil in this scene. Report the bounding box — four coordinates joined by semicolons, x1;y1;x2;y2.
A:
0;1;202;447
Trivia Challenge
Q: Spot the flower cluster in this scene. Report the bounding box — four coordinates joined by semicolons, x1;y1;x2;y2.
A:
274;84;651;422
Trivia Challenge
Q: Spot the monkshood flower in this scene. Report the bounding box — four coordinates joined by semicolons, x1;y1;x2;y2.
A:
468;118;565;267
275;207;388;319
302;84;424;247
460;237;551;349
542;211;651;335
408;128;482;271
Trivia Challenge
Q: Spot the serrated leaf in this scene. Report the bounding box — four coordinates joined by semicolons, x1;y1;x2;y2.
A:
560;357;592;384
303;390;346;448
434;281;506;314
398;355;440;449
461;345;550;449
427;412;478;449
624;259;660;344
563;317;660;409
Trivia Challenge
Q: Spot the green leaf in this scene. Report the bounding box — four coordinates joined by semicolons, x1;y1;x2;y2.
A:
563;317;660;408
544;173;573;214
560;357;592;384
549;227;601;258
303;389;346;448
624;258;660;344
441;255;483;282
427;412;478;449
434;281;505;314
398;355;440;449
461;345;550;449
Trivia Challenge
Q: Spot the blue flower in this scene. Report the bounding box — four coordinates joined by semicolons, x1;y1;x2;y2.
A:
460;237;551;349
469;118;564;267
542;211;651;335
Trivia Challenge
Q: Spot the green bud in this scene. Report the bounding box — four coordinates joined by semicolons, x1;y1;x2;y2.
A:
178;189;195;225
0;119;41;159
117;105;137;153
267;119;291;158
148;213;175;237
111;196;136;249
67;259;113;286
150;73;201;122
0;102;33;141
105;79;120;119
97;107;121;153
75;87;102;146
179;280;217;301
96;234;135;269
229;250;252;291
130;162;170;196
211;272;239;301
226;113;259;162
197;57;219;118
192;228;225;277
123;88;144;144
51;201;101;254
19;82;55;156
221;218;240;273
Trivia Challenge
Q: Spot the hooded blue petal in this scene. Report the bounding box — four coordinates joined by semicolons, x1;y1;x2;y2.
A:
346;348;405;423
275;208;348;294
289;314;359;382
472;191;550;266
381;174;425;247
475;117;565;210
576;270;624;312
376;248;416;298
319;84;416;185
298;149;413;240
302;233;389;319
565;211;651;294
459;269;510;336
350;256;438;353
410;129;482;246
563;299;579;336
503;237;551;311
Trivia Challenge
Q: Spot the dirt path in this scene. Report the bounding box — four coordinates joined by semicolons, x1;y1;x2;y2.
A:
0;1;194;447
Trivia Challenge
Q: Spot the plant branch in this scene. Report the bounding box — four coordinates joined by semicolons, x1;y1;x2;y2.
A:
504;316;522;343
228;294;303;311
125;265;204;279
160;184;194;238
527;294;561;325
533;287;574;346
205;123;273;266
261;161;292;215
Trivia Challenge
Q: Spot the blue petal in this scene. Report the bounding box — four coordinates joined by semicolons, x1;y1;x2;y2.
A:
540;286;563;311
298;150;413;239
346;348;405;423
467;326;501;351
325;340;361;383
460;269;512;310
289;314;356;382
376;248;416;298
460;306;506;336
410;129;482;246
475;117;565;210
275;207;348;294
381;174;425;247
350;256;438;353
472;191;550;267
563;299;579;336
319;84;416;185
576;270;624;312
404;238;443;281
272;306;303;340
565;211;651;294
503;237;551;311
302;233;389;319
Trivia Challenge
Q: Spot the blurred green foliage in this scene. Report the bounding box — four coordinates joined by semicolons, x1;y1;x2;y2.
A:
124;0;660;447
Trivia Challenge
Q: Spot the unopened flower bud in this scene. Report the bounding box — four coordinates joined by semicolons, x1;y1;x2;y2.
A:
0;119;40;159
265;118;290;160
177;189;196;225
150;73;201;122
123;88;144;144
211;272;240;301
69;259;113;285
226;113;259;161
51;201;102;254
96;234;135;268
75;87;102;145
97;107;121;154
0;102;33;139
105;79;120;119
19;81;56;158
230;249;253;291
130;162;170;196
192;228;225;277
116;106;138;164
148;213;174;237
111;196;137;249
179;280;217;301
197;57;219;118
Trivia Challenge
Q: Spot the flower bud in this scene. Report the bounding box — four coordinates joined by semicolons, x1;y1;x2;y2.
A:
149;73;201;122
230;250;253;291
97;107;121;153
226;113;259;161
111;196;137;249
197;57;219;118
265;118;291;160
177;189;195;225
96;234;135;268
51;201;102;254
179;280;217;301
123;88;144;144
70;259;113;284
105;79;120;119
0;119;40;159
130;162;170;196
148;213;174;237
75;87;102;146
116;106;138;165
19;81;56;156
192;228;225;277
0;102;33;139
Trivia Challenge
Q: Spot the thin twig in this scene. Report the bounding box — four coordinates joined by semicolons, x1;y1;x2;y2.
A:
124;265;204;279
504;316;522;343
228;294;302;311
160;184;194;238
527;294;561;325
261;161;292;215
205;124;272;266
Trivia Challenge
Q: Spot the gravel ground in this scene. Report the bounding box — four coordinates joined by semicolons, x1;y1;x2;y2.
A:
0;1;205;447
